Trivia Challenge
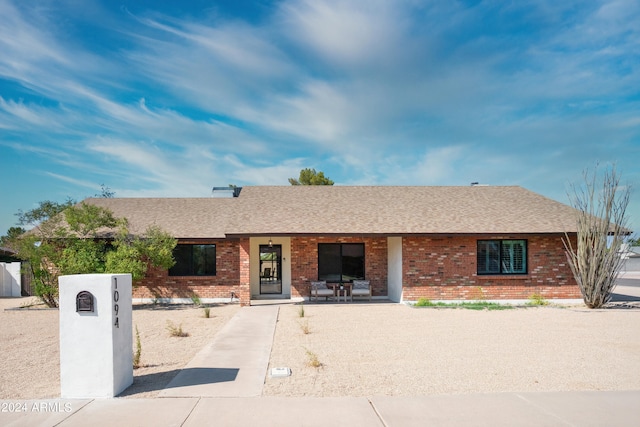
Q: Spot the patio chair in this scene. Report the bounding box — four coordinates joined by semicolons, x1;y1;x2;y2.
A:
351;280;371;301
310;281;334;301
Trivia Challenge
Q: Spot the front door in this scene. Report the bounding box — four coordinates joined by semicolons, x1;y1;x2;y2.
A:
259;244;282;294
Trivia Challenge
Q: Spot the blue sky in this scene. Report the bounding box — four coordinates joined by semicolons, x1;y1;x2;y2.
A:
1;0;638;235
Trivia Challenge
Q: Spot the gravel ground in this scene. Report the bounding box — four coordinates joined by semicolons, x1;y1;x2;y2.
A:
0;297;239;399
262;302;640;396
1;297;639;399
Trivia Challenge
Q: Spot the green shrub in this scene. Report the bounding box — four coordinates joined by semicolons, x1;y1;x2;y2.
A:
527;293;549;306
457;301;513;310
190;293;202;307
414;299;513;310
415;297;435;307
414;297;433;307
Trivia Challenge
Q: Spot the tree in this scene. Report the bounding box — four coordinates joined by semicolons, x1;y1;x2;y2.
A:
10;199;78;307
10;200;176;308
95;184;115;198
0;227;26;247
288;168;334;185
1;183;113;246
105;224;176;281
16;199;76;234
563;166;631;308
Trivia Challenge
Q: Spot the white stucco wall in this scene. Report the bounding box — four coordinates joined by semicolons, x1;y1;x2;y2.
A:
0;262;21;297
387;237;403;303
59;274;133;398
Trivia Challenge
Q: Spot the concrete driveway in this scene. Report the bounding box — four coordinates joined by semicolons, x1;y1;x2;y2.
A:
613;270;640;303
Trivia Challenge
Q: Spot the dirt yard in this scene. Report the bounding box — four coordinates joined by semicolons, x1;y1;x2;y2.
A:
1;297;639;399
0;297;239;399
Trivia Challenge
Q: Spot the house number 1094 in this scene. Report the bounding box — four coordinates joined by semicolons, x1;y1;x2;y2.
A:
113;278;119;329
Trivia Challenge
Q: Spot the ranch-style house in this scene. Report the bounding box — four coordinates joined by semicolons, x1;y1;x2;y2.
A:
84;185;583;306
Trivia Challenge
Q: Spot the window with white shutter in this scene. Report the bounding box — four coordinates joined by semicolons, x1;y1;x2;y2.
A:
477;240;527;275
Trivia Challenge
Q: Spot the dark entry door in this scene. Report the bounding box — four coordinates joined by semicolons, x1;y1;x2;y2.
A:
260;245;282;294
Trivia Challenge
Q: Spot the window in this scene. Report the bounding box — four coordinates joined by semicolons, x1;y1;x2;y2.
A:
318;243;365;282
477;240;526;275
169;244;216;276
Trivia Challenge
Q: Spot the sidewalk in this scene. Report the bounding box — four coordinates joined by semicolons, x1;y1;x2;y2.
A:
2;304;639;426
3;391;639;426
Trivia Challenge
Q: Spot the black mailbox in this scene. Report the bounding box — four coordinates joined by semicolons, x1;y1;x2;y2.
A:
76;291;94;312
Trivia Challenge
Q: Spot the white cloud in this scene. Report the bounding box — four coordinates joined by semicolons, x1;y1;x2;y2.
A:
0;97;66;130
0;1;120;106
278;0;409;69
124;14;298;116
0;0;638;231
377;145;467;185
43;172;100;192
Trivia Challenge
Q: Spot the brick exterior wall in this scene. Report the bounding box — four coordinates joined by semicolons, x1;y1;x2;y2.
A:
132;239;244;302
132;233;580;303
401;234;581;300
238;238;251;306
290;236;388;298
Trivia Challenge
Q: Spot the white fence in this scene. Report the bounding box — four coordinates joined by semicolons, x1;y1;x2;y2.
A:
0;262;21;297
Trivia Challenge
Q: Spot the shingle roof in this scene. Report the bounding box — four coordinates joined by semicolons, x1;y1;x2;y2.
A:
85;186;579;238
85;198;237;238
0;246;17;256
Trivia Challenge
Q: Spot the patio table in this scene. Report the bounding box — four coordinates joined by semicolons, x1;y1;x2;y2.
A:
330;283;352;302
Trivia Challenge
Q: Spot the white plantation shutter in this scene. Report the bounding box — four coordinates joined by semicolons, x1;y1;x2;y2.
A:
478;240;527;274
501;240;526;273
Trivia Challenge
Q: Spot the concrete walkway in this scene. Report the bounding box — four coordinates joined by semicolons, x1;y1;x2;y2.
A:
159;304;279;398
2;303;640;426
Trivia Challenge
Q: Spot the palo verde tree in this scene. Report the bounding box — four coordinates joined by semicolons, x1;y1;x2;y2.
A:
288;168;334;185
10;200;176;308
563;166;631;308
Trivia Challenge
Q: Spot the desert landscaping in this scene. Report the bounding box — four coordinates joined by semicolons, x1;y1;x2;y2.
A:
1;296;639;400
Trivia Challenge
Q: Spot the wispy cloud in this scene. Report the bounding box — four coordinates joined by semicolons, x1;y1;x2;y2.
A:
43;172;101;192
0;0;638;232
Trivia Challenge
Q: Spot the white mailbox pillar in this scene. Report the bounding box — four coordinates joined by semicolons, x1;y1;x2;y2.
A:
59;274;133;398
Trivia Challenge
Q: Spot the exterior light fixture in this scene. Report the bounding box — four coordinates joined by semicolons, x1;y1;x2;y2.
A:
268;238;273;247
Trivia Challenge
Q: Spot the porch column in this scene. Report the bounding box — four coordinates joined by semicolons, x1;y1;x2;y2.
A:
238;238;251;306
388;236;403;303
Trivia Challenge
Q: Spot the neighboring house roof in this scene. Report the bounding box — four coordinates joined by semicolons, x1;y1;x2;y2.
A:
0;246;19;262
0;246;15;254
84;186;580;238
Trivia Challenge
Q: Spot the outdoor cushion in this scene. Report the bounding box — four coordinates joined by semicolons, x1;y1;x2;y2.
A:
353;281;369;290
351;280;371;301
311;281;334;301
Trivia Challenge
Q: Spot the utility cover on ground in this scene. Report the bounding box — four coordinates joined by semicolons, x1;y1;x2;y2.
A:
270;367;291;378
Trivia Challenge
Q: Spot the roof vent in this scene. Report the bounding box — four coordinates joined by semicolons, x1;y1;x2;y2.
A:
212;186;242;198
470;182;489;186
